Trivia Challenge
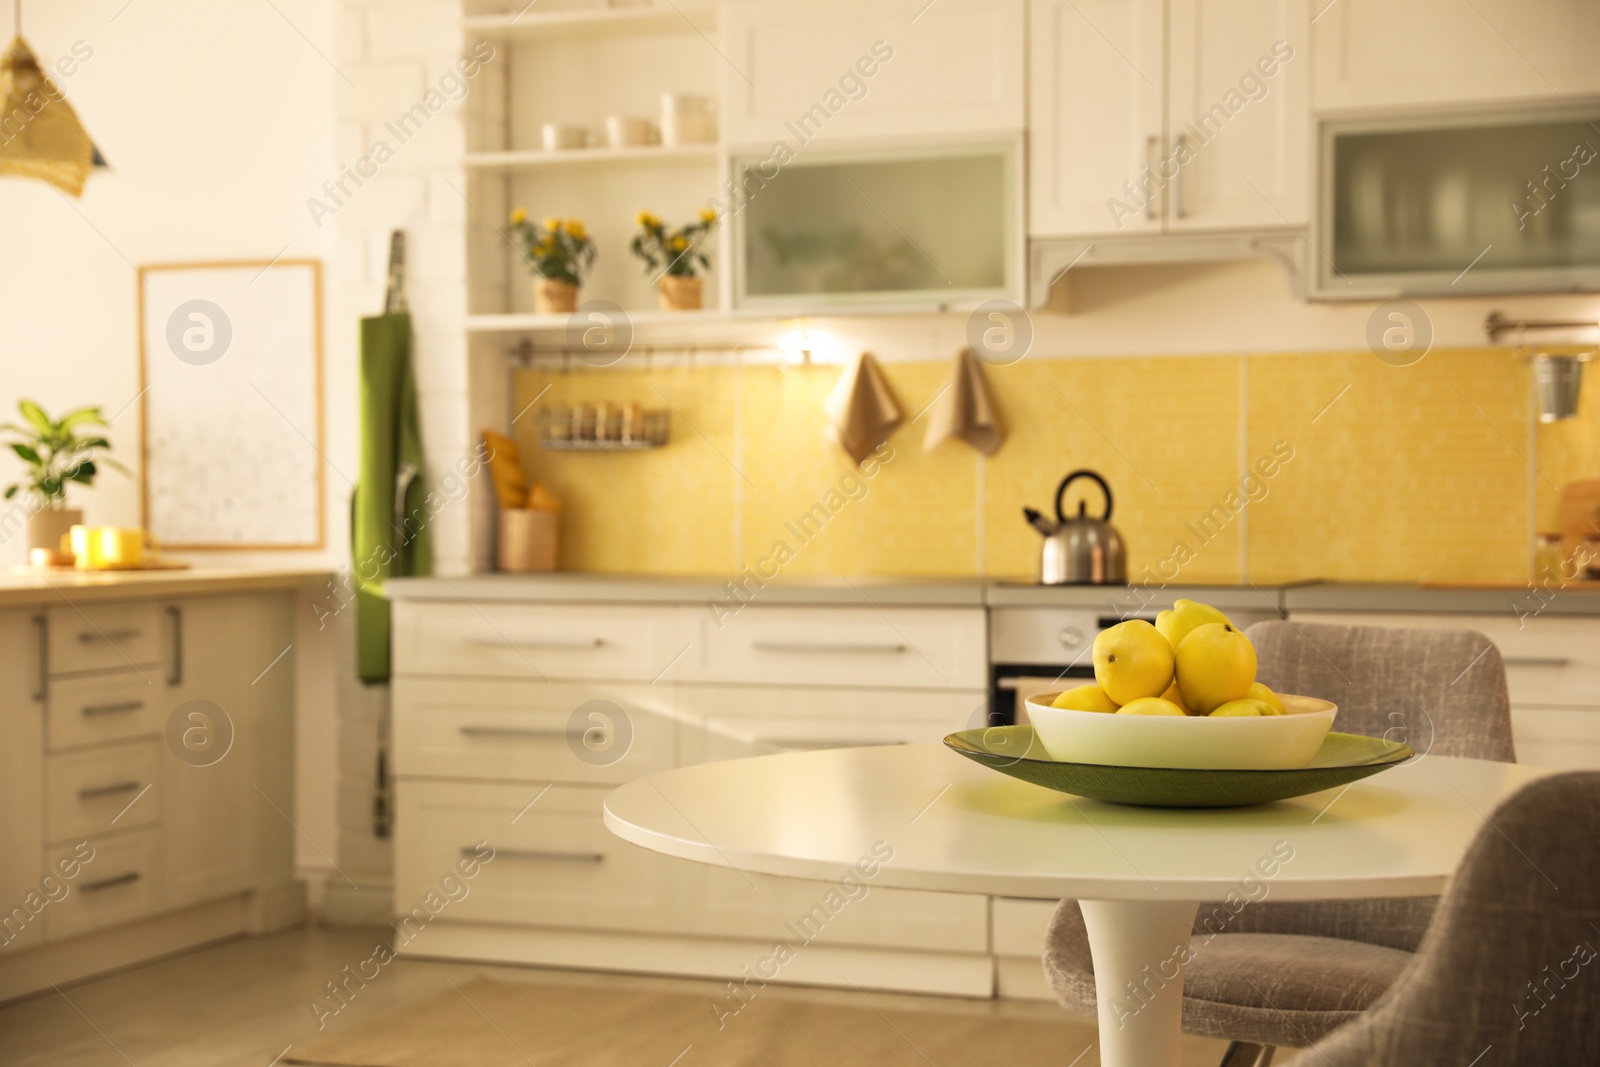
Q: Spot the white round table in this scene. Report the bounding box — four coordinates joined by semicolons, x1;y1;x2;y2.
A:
604;743;1548;1067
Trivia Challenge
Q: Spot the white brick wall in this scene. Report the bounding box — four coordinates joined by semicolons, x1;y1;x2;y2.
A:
328;0;501;910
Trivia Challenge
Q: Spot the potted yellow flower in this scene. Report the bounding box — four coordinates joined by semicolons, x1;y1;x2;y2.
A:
509;210;597;314
631;208;717;311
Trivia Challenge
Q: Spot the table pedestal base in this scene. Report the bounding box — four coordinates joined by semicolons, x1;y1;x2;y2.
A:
1078;898;1199;1067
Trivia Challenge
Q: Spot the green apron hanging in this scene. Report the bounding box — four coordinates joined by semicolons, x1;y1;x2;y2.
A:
352;234;430;684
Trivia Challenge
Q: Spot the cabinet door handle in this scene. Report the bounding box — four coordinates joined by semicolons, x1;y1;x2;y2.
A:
470;847;604;864
82;700;145;717
78;780;143;800
750;641;907;655
81;872;141;892
33;614;47;703
457;725;566;739
1145;135;1160;219
464;636;605;650
167;606;183;686
1504;656;1570;668
77;628;142;643
1171;135;1188;219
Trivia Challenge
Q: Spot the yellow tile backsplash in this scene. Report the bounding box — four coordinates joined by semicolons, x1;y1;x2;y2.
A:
512;347;1598;584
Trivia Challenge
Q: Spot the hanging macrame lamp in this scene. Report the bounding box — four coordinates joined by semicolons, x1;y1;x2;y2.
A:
0;0;105;196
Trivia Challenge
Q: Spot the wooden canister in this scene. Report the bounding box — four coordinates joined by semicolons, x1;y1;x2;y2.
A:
497;508;558;572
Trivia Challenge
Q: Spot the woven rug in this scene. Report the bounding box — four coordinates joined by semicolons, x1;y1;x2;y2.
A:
286;978;1084;1066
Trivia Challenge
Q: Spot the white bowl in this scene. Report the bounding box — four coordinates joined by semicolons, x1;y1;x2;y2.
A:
1023;693;1338;770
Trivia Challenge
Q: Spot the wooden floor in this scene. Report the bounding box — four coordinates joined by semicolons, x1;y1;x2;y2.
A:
0;924;1230;1066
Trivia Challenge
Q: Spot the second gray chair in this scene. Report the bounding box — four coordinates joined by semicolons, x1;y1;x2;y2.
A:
1283;770;1600;1064
1042;620;1516;1062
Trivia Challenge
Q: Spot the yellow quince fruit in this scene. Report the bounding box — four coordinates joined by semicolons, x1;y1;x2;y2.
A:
1155;598;1234;652
1051;684;1119;713
1117;697;1187;716
1092;620;1175;705
1174;622;1257;715
1246;682;1286;715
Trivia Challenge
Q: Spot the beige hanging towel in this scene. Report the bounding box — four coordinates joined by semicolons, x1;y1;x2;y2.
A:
923;346;1006;456
825;351;903;465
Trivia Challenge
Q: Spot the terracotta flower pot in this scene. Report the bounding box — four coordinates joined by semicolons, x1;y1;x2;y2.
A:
534;278;579;315
657;274;702;312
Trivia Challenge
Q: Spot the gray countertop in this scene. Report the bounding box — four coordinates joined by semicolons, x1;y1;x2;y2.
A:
387;574;1600;617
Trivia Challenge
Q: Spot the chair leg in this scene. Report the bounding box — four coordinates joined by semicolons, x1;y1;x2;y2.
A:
1217;1042;1275;1067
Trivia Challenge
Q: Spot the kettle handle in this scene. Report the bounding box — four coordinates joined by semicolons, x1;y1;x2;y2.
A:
1055;470;1113;525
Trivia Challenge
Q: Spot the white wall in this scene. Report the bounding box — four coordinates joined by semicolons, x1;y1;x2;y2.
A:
0;0;355;903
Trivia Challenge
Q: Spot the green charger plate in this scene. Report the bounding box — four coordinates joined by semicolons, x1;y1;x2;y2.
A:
943;726;1414;808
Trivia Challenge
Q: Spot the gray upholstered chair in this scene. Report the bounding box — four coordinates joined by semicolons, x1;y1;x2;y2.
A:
1283;771;1600;1065
1042;620;1516;1065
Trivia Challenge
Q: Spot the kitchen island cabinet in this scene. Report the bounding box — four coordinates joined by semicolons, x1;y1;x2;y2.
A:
0;571;316;1002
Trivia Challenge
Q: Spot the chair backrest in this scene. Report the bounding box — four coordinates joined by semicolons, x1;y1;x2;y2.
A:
1286;771;1600;1065
1245;620;1515;762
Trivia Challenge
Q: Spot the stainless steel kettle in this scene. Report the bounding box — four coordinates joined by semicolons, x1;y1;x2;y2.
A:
1024;470;1127;585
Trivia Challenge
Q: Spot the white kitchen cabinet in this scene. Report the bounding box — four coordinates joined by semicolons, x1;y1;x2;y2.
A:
1312;0;1600;111
161;595;295;911
1166;0;1309;229
396;781;691;935
0;584;303;1000
1287;610;1600;769
390;595;995;995
1029;0;1310;237
1029;0;1165;236
720;0;1024;147
687;604;988;689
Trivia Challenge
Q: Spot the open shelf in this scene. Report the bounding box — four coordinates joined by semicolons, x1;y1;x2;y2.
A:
464;6;716;43
468;309;727;334
466;145;718;171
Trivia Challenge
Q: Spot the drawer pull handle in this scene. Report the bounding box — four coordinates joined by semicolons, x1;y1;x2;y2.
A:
78;780;143;800
81;872;141;892
458;725;567;739
465;637;606;650
82;701;145;717
78;629;143;643
750;641;908;655
1505;657;1571;668
33;615;47;703
466;846;604;864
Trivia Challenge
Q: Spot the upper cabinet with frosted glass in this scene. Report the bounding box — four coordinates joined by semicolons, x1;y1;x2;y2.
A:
1316;107;1600;298
718;0;1025;310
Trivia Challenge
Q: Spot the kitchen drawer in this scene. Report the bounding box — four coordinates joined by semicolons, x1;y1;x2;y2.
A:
394;780;685;934
1290;611;1600;709
393;679;676;784
688;606;986;689
1512;706;1600;770
673;685;984;766
43;830;162;940
47;603;165;676
46;741;161;844
48;673;163;752
393;602;683;681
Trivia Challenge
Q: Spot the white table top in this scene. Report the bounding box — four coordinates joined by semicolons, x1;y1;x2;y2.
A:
604;744;1551;901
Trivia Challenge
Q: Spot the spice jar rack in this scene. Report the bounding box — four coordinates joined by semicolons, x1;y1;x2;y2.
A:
535;402;670;451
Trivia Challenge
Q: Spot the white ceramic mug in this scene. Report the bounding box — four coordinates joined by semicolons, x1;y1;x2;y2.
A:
604;115;658;148
660;93;716;146
541;123;590;151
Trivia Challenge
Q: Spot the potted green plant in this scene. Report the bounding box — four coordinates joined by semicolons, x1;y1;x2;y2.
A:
631;208;717;311
509;210;597;314
2;399;129;553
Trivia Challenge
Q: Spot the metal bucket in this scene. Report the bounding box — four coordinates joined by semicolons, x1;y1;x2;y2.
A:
1534;354;1587;423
